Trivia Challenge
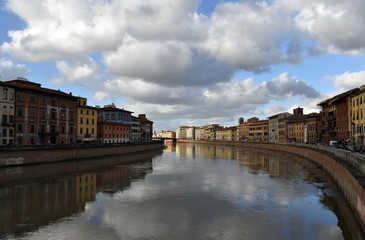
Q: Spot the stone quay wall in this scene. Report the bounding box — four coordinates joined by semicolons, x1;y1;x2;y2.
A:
0;141;164;167
177;139;365;229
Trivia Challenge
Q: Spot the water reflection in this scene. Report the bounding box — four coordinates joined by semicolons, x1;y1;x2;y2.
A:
0;151;159;238
1;144;363;240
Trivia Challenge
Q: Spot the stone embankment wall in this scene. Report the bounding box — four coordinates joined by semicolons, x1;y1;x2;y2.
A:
0;141;164;167
178;139;365;229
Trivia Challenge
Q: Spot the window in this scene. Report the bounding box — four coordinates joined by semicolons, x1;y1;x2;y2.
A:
18;91;24;101
9;115;13;124
70;101;74;108
87;110;89;115
30;94;36;103
86;118;89;125
70;111;74;121
30;124;35;133
30;107;36;118
61;111;66;120
3;91;7;100
41;95;46;104
2;129;7;137
41;109;46;119
80;128;83;134
80;109;83;114
9;129;13;137
61;99;66;107
70;126;73;133
51;109;56;120
62;125;65;134
51;97;56;106
92;111;94;116
9;93;14;101
17;107;24;117
80;117;83;124
92;128;94;134
92;119;94;125
17;123;23;133
40;124;45;133
2;114;6;123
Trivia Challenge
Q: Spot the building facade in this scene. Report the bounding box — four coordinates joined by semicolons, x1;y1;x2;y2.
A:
350;86;365;145
131;116;141;142
306;113;321;144
268;112;292;143
3;78;77;145
139;114;153;142
97;119;130;143
98;103;133;141
76;97;97;143
249;120;268;142
0;83;15;145
216;127;237;141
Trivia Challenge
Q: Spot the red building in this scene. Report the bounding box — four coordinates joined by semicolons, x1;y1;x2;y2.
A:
97;119;130;143
306;113;321;144
318;88;359;144
3;78;77;145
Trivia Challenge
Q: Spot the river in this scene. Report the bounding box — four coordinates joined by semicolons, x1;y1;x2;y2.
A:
0;143;364;240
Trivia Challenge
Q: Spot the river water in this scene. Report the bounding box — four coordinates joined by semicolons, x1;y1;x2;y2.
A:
0;143;364;240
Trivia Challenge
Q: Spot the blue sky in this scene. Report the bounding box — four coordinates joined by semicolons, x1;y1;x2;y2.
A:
1;0;365;132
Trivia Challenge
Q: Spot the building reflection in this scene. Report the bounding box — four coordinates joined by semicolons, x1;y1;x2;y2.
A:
0;158;153;237
176;144;309;180
237;149;307;179
176;143;237;160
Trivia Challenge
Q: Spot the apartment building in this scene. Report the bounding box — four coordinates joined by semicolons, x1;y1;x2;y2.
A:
318;88;359;144
238;117;258;141
350;85;365;145
249;120;268;142
139;114;153;142
268;112;292;143
131;116;141;142
216;127;237;141
2;78;77;145
76;97;97;143
176;126;188;139
97;119;130;143
0;83;15;145
97;103;133;141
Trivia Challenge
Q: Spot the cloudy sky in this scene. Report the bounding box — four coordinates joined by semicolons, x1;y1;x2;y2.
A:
1;0;365;132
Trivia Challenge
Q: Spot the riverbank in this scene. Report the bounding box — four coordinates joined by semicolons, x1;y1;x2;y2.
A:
0;141;164;167
177;139;365;231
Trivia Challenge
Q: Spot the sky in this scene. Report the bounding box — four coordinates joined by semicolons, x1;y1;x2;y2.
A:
0;0;365;132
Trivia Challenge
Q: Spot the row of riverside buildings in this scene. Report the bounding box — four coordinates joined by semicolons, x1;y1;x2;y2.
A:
175;85;365;146
0;78;153;146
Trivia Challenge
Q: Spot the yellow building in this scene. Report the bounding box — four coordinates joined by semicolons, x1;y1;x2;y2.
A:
350;85;365;145
77;97;97;143
216;127;237;141
249;120;269;142
76;173;97;209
